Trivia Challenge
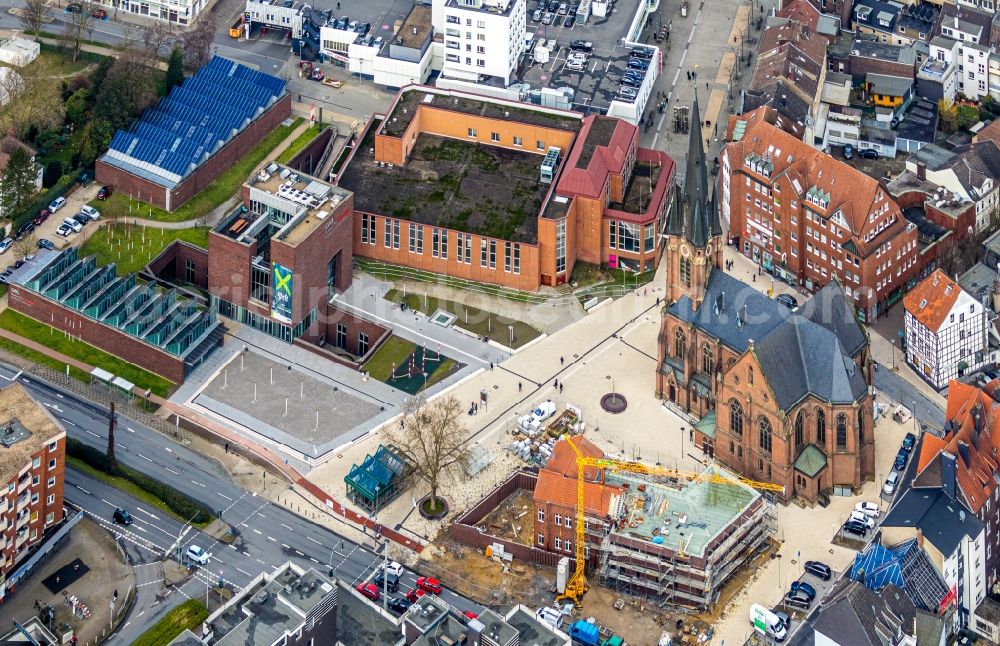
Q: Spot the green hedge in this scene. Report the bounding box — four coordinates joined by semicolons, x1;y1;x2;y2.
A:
67;437;213;525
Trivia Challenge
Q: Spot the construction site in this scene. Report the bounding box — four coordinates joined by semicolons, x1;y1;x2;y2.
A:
453;428;780;614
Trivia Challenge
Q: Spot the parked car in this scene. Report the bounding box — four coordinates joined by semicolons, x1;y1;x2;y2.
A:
79;205;100;220
387;597;412;614
33;209;49;225
627;58;650;70
62;218;83;234
56;223;73;237
570;40;593;52
405;587;426;603
15;220;34;239
564;16;575;27
568;4;578;15
566;61;586;72
773;609;791;630
893;447;908;471
373;571;400;592
783;592;811;610
617;87;638;100
902;432;916;452
843;520;868;537
36;238;55;251
347;19;359;31
65;2;82;12
97;185;113;200
883;471;899;496
384;561;404;577
416;576;442;594
357;582;380;601
557;2;568;13
0;269;13;284
776;293;798;309
113;508;133;525
71;213;89;228
356;22;370;34
631;47;654;59
859;148;879;160
0;238;12;255
850;510;876;529
843;144;854;159
186;545;210;565
855;501;880;517
48;197;66;213
790;581;816;602
542;12;554;24
804;560;832;581
334;15;349;29
532;9;542;20
90;7;107;18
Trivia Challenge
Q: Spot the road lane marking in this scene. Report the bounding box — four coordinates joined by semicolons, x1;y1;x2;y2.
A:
127;427;135;433
294;550;304;557
253;529;262;535
134;507;159;520
164;447;172;452
132;525;147;532
309;557;319;563
281;543;291;549
100;498;116;507
164;467;179;475
267;536;276;542
306;536;322;546
236;567;252;576
115;442;126;449
191;480;206;487
75;485;91;494
280;523;293;531
217;492;233;501
257;558;265;564
85;430;99;437
138;454;153;462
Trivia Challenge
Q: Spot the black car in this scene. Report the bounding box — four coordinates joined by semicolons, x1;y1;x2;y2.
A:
804;560;832;581
627;60;649;71
631;47;654;59
902;432;916;452
36;238;54;250
859;148;879;160
65;2;82;12
843;520;868;537
790;581;816;601
113;508;133;525
568;4;577;15
387;597;412;614
894;447;908;471
373;571;400;592
72;213;90;227
15;220;34;239
356;22;370;34
784;592;811;610
776;293;798;309
620;76;643;88
97;185;113;200
564;16;575;27
570;40;593;52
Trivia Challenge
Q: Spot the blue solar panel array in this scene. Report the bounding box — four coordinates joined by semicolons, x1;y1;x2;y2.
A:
105;56;287;186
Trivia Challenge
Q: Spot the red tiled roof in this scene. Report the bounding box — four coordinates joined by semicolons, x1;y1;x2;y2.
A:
544;434;604;480
776;0;822;32
916;434;947;474
903;270;963;332
558;115;636;199
534;468;622;517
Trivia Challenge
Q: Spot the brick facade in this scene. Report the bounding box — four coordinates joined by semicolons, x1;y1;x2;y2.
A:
95;93;293;212
144;241;210;291
298;302;390;362
7;285;186;383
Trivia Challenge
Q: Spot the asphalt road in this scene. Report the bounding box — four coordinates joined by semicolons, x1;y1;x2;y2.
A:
0;364;477;643
872;361;946;431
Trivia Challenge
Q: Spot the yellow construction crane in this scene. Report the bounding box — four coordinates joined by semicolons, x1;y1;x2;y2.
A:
555;437;785;606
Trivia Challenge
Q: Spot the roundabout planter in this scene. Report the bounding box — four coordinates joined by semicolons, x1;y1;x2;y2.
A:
600;392;628;414
418;495;449;520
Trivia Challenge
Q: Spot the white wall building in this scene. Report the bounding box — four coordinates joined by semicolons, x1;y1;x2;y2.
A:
433;0;526;85
904;269;990;390
244;0;306;39
114;0;207;25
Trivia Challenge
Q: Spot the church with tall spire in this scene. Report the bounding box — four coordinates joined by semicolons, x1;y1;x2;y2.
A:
655;99;874;504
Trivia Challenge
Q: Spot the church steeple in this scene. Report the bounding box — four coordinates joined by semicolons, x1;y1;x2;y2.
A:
681;92;721;248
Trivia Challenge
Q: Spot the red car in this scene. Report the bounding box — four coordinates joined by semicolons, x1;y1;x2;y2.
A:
90;8;107;18
356;582;379;601
33;209;49;226
416;576;442;595
97;185;113;200
463;611;479;620
405;587;426;603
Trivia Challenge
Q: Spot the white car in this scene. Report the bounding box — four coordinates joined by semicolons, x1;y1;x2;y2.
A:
854;501;880;518
62;217;82;233
48;197;66;213
56;223;73;237
186;545;210;565
849;510;876;529
0;237;12;254
384;560;404;577
79;205;100;220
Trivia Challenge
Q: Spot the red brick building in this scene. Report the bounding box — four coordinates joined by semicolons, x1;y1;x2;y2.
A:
337;86;674;290
0;383;66;600
721;107;920;322
658;99;875;502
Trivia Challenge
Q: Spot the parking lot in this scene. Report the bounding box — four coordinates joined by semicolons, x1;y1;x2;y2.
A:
520;0;661;112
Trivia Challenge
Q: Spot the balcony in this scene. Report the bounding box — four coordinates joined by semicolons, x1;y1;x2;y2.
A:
16;494;29;513
0;497;8;514
16;512;29;529
17;477;29;495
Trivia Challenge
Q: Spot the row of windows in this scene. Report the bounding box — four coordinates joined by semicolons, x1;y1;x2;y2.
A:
465;128;545;150
730;402;861;451
536;509;572;528
371;217;522;274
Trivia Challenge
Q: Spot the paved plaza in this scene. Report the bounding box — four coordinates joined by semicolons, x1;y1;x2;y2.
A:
194;351;386;460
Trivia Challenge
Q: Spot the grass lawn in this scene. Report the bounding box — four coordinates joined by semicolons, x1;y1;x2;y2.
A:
356;258;546;304
277;123;325;164
91;118;303;223
0;310;175;397
80;224;209;275
575;268;656;303
67;457;212;529
0;336;90;381
132;599;209;646
363;336;416;382
385;289;541;349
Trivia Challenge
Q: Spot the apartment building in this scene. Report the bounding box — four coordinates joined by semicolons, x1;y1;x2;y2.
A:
0;383;65;600
338;85;674;290
904;270;989;389
721;108;920;322
108;0;207;25
432;0;526;86
904;139;1000;233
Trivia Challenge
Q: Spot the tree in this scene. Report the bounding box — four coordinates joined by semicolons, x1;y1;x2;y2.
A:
0;68;63;138
178;14;215;72
141;21;172;59
74;118;114;167
107;401;117;470
62;2;95;63
42;160;61;188
18;0;48;42
0;146;36;218
65;88;89;128
164;46;185;95
94;48;158;132
13;235;36;261
384;396;470;513
939;99;958;134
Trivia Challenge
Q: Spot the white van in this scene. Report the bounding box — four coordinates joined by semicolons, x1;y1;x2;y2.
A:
535;606;562;630
750;603;787;642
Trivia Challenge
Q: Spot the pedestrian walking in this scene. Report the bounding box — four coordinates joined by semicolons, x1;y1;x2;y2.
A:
559;383;564;393
224;442;229;453
656;296;660;305
560;356;565;365
489;361;494;371
554;378;558;388
518;382;523;392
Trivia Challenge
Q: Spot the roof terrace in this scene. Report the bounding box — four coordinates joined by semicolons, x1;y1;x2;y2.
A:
609;160;663;214
381;87;581;139
339;125;550;242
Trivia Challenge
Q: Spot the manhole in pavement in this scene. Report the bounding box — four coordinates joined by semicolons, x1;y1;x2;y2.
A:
600;392;627;413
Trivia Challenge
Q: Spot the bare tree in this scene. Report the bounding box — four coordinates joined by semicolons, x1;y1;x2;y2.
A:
384;396;470;513
178;14;215;72
140;21;172;58
18;0;49;42
13;236;36;261
0;67;64;137
62;2;95;62
107;401;118;469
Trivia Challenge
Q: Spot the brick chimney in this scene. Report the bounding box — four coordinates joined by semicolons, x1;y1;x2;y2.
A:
916;527;924;548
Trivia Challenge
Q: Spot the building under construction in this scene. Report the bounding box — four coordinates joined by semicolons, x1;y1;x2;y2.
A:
533;436;776;611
